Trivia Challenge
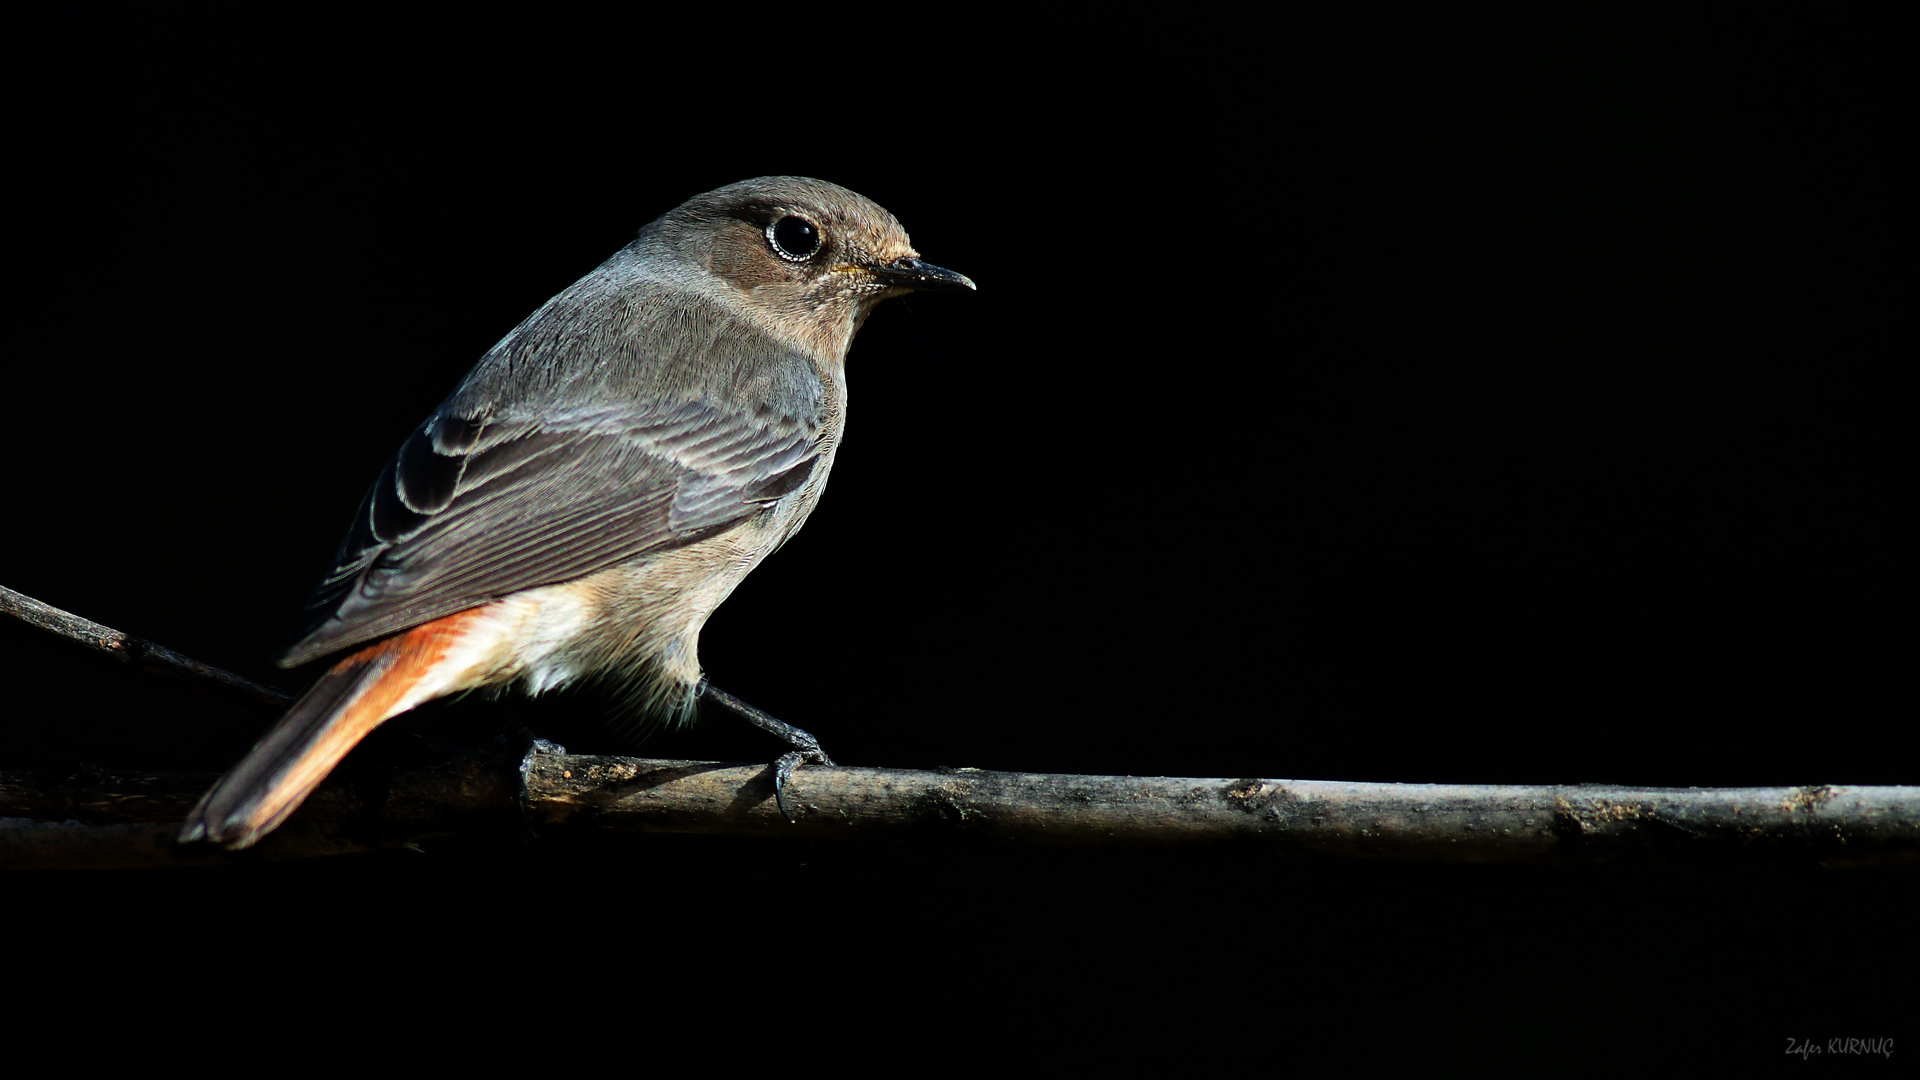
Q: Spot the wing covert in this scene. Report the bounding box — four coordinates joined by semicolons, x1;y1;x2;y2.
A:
277;395;822;667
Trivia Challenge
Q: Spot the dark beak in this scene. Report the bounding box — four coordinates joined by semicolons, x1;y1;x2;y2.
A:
871;256;976;292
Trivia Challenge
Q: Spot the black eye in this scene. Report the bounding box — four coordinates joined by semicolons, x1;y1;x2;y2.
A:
768;216;820;261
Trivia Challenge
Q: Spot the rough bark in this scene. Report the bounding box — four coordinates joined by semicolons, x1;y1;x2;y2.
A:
5;584;1913;868
3;745;1913;868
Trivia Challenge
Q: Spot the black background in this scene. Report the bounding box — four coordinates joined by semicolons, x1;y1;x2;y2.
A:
6;6;1906;1066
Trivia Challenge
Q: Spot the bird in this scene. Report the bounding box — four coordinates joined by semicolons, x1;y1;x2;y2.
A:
178;176;974;849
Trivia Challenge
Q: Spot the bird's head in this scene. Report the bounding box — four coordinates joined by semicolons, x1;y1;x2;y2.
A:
645;176;974;359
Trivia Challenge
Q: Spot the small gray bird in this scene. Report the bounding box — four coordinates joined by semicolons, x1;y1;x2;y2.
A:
180;176;974;849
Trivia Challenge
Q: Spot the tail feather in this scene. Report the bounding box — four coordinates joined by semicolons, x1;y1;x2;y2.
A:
179;611;482;850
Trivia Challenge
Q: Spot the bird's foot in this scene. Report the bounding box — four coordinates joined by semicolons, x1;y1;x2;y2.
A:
698;680;834;821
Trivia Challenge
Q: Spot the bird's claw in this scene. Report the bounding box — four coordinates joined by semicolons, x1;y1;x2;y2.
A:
698;680;833;821
770;744;833;821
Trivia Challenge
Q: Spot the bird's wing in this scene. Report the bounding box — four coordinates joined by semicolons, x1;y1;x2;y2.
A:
275;394;822;667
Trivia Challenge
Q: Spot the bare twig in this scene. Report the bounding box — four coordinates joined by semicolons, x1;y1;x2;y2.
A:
3;586;1915;868
2;747;1914;868
0;584;291;711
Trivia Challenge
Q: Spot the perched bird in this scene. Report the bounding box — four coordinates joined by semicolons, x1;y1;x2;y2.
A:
179;176;974;849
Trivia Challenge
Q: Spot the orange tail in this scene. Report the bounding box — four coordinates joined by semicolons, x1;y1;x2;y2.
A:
179;611;482;850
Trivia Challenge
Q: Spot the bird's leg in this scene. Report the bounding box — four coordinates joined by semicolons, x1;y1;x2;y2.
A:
697;679;834;821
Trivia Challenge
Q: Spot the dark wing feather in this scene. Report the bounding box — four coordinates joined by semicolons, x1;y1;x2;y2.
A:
276;396;821;667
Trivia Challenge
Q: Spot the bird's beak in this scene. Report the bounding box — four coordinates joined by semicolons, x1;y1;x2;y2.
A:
869;256;976;292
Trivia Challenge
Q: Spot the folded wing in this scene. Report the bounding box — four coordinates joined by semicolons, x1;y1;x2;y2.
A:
277;392;822;667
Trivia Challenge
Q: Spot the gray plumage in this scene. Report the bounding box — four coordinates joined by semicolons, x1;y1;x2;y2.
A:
182;176;970;848
279;175;971;709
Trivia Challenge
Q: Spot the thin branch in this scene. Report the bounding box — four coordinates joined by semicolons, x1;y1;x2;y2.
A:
1;584;291;711
3;746;1914;867
3;586;1915;868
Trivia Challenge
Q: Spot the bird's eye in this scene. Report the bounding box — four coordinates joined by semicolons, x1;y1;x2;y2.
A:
767;216;820;261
